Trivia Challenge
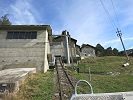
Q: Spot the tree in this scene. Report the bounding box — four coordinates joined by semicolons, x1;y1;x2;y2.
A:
113;48;119;56
105;47;113;56
95;44;105;56
0;14;11;25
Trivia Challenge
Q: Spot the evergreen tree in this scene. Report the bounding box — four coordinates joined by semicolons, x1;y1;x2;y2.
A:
105;47;113;56
95;44;105;56
113;48;119;56
0;14;11;25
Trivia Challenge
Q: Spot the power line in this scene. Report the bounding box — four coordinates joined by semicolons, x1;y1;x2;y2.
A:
99;0;129;57
99;0;118;29
110;0;120;28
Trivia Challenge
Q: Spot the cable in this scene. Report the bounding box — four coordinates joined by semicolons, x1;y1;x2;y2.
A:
110;0;120;28
99;0;118;29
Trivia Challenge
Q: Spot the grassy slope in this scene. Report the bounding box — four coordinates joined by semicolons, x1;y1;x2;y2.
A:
71;56;133;93
15;70;54;100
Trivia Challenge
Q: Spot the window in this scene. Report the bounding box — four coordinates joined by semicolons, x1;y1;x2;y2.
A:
6;31;37;39
31;32;37;39
6;32;13;39
13;32;19;39
19;32;25;39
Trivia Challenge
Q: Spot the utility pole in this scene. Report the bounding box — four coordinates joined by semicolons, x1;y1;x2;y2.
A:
116;28;129;62
65;30;70;64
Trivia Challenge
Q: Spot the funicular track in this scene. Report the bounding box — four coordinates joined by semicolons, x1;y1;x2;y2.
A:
53;57;76;100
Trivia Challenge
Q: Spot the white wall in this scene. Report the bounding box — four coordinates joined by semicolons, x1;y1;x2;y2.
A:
81;47;95;57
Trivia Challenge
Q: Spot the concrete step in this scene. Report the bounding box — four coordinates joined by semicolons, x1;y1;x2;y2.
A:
0;68;36;94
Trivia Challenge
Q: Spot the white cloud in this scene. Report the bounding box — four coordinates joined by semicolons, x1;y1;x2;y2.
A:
112;0;133;38
103;37;133;45
2;0;133;50
9;0;38;24
129;46;133;49
102;39;120;46
102;37;133;50
56;0;117;45
54;0;133;49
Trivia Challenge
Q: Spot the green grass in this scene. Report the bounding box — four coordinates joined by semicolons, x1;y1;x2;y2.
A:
78;56;133;74
71;56;133;93
13;56;133;98
15;70;54;100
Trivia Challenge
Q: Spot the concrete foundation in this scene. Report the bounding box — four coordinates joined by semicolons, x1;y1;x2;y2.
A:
0;68;36;94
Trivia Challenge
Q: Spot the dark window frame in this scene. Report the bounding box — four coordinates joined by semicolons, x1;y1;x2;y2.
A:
6;31;37;39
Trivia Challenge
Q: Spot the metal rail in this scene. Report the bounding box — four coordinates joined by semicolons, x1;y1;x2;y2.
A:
55;57;75;100
55;59;63;100
59;57;75;89
74;80;93;95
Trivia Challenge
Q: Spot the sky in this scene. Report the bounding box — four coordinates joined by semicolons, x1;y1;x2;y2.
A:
0;0;133;50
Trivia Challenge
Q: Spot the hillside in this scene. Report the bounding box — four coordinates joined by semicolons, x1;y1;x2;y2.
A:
70;56;133;93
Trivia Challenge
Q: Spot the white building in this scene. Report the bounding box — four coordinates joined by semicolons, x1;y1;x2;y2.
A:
81;44;96;58
51;30;77;63
0;25;52;73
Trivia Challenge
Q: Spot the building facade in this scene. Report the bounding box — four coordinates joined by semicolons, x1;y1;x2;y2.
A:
81;44;96;58
76;45;81;57
50;30;77;63
0;25;52;72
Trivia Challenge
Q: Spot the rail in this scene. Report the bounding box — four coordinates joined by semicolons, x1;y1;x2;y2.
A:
59;57;75;89
55;59;63;100
74;80;93;95
71;80;133;100
55;57;75;100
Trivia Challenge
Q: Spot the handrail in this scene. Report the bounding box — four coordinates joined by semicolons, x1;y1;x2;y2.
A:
74;80;93;95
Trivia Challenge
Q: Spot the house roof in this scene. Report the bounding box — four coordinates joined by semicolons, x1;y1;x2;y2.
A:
53;36;77;43
81;44;95;49
0;25;52;35
76;45;80;48
52;30;77;43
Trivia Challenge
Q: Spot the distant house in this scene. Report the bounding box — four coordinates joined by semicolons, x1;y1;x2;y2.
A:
81;44;96;58
126;49;133;56
119;49;133;56
0;25;52;72
129;52;133;56
76;45;81;57
50;30;78;63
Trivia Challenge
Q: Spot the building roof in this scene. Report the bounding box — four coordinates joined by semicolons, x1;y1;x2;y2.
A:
0;25;52;35
53;36;77;43
76;45;80;48
52;30;77;43
81;44;95;49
